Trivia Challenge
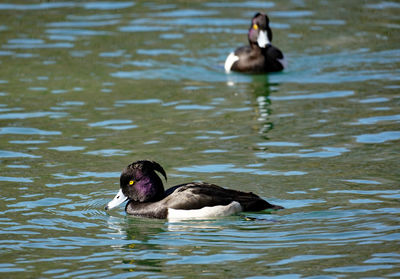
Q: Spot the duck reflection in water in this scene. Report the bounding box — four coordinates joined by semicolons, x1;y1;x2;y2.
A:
249;77;276;138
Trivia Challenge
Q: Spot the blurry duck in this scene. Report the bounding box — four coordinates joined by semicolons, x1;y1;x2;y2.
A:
105;160;283;219
224;12;286;74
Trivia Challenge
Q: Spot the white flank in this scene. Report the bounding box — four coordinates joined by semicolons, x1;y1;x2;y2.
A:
224;52;239;73
167;201;243;220
257;30;270;48
106;189;128;210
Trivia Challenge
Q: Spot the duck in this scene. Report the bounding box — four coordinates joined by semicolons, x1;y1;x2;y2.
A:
105;160;283;219
224;12;286;74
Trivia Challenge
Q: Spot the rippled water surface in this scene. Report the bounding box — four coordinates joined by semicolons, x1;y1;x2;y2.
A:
1;0;399;278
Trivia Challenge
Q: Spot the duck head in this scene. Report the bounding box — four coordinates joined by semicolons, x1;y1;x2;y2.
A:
248;13;273;48
105;160;167;210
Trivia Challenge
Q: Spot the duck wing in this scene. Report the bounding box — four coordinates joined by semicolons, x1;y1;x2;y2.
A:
163;182;281;211
264;45;285;71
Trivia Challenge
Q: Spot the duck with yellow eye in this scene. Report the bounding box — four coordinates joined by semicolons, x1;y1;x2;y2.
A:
224;12;286;74
105;160;283;219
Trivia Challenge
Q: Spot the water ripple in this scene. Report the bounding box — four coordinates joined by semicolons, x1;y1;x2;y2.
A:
0;111;68;119
167;253;258;265
48;146;86;152
271;254;342;266
325;264;393;273
88;119;137;130
355;131;400;143
154;9;218;17
130;17;247;27
0;2;134;10
0;176;33;183
111;65;228;82
270;90;354;101
46;29;111;36
257;141;302;147
0;150;40;158
352;114;400;125
0;127;61;135
176;164;306;176
270;10;314;18
4;42;73;49
53;172;119;179
328;190;400;195
359;97;389;103
8;198;71;209
175;104;214;111
46;181;101;188
117;99;162;106
119;25;173;32
204;1;274;8
85;149;131;157
47;19;120;28
343;179;381;185
9;140;48;144
256;147;349;159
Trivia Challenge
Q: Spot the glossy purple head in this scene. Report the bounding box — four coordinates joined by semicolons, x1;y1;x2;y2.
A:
105;160;167;210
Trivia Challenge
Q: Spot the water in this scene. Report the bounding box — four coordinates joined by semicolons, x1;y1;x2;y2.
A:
0;0;399;278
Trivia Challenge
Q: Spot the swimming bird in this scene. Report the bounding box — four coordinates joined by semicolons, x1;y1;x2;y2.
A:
105;160;283;219
224;12;285;74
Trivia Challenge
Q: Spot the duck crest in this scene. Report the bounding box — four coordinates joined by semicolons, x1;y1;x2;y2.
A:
129;160;167;181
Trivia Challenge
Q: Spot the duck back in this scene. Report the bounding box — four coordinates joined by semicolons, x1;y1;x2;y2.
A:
231;45;284;73
163;182;281;211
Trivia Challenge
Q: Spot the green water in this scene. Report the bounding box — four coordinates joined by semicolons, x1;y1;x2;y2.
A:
0;0;399;278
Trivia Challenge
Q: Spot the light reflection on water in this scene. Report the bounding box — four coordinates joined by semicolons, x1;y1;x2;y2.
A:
0;0;399;278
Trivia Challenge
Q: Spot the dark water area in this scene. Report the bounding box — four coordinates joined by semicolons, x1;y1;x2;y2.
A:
0;0;399;278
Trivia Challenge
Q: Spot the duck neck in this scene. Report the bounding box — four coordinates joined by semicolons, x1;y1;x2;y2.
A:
251;42;272;55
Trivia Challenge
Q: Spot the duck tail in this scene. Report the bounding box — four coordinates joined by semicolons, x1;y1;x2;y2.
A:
241;198;283;212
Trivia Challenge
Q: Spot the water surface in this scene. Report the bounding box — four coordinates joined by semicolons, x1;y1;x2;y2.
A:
0;0;399;278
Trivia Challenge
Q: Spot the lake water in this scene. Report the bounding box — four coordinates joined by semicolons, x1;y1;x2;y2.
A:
1;0;399;278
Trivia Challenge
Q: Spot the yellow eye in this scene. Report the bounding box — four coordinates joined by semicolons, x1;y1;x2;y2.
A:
129;180;134;185
253;24;258;30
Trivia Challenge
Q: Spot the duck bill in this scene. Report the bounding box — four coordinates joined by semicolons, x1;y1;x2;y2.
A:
257;30;270;48
105;189;128;210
